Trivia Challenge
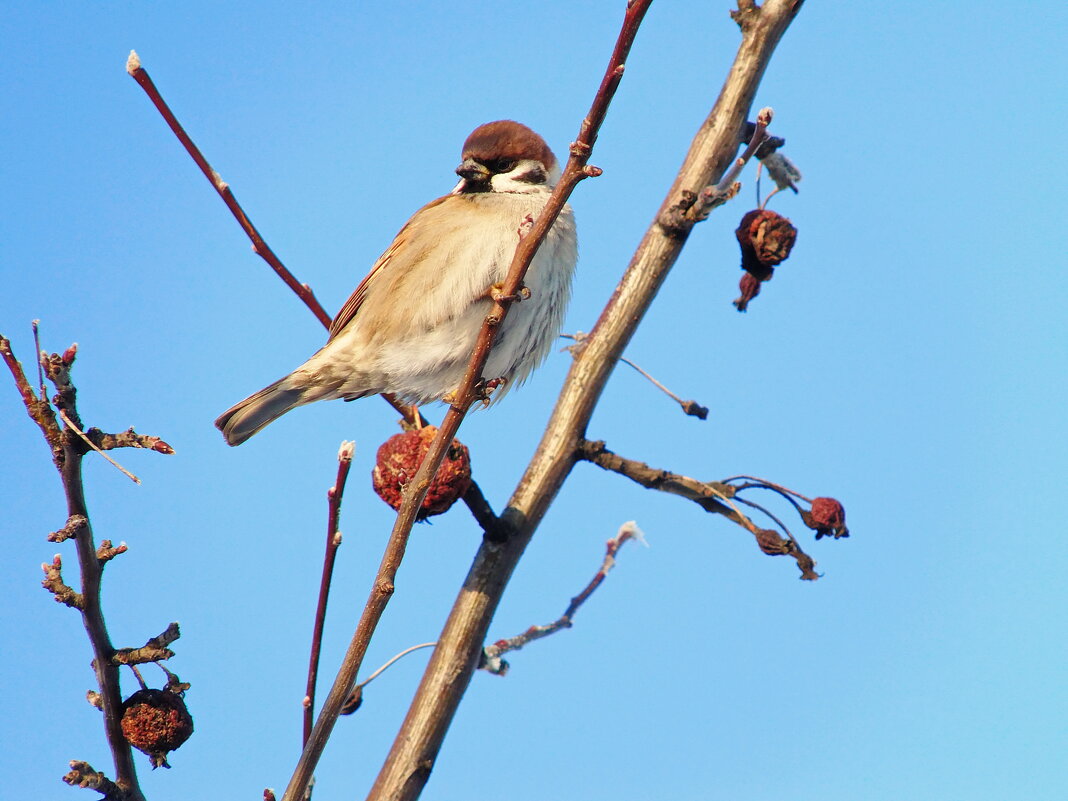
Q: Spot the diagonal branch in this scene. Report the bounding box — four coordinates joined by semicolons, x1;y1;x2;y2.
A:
370;3;806;799
479;521;646;675
577;439;817;579
126;52;424;428
126;51;332;329
112;622;181;666
282;5;654;800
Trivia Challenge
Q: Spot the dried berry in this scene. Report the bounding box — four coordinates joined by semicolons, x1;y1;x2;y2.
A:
733;209;797;310
739;209;796;269
733;272;762;312
120;688;193;768
372;426;472;520
802;496;849;540
755;528;791;555
340;686;363;715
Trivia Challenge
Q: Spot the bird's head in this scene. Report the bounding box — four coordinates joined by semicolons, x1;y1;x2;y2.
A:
452;120;559;195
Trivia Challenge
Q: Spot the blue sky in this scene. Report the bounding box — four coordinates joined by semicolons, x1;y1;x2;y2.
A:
2;2;1066;799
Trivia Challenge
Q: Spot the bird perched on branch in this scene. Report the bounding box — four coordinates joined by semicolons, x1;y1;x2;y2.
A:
216;120;578;446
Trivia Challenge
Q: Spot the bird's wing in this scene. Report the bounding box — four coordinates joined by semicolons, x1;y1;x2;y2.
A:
328;195;451;341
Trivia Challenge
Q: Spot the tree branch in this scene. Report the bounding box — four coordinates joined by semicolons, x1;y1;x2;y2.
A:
112;623;181;666
63;761;124;801
577;439;818;579
2;336;154;801
479;521;645;675
282;5;654;800
126;52;425;429
461;481;503;541
368;3;805;799
125;51;332;329
304;441;355;747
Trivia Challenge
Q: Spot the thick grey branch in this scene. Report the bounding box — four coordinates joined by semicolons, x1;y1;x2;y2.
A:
368;3;805;799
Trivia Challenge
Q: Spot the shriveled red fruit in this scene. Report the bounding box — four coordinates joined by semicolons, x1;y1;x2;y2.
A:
120;688;194;769
802;496;849;540
732;209;797;310
372;426;472;520
733;272;763;312
738;209;797;269
755;528;791;555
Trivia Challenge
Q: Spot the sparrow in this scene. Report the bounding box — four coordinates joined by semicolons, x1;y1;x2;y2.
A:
215;120;578;446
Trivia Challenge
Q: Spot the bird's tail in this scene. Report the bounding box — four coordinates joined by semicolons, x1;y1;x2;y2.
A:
215;378;308;446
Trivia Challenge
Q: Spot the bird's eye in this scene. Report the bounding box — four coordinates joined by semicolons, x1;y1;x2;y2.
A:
485;158;517;174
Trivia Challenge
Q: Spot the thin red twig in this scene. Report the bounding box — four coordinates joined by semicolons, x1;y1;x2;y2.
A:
125;51;332;329
303;441;355;747
125;51;425;429
480;521;645;675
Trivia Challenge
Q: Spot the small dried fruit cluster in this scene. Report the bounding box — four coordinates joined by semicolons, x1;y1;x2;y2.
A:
720;477;849;578
372;426;472;520
733;209;797;311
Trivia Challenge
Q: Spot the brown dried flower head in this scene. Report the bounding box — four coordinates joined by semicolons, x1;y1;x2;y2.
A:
802;496;849;540
372;426;472;520
735;208;797;283
120;688;194;769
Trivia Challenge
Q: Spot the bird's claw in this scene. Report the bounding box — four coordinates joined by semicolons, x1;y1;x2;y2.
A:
488;283;531;304
476;377;507;408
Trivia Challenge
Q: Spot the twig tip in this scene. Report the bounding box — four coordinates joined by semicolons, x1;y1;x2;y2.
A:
126;50;142;74
619;520;648;547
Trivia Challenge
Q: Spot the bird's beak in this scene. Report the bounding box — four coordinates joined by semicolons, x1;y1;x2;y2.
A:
454;158;490;191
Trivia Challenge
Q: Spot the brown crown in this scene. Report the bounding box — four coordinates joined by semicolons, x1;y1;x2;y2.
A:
461;120;557;172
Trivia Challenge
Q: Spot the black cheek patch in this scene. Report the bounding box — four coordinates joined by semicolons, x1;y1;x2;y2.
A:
514;166;547;184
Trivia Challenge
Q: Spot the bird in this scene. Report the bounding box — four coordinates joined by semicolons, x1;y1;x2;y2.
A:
215;120;578;446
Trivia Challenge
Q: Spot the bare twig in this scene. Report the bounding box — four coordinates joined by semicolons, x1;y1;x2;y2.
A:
112;622;181;666
351;642;438;700
659;106;773;231
32;319;48;397
125;51;332;329
723;474;813;503
42;555;84;609
480;521;646;675
373;6;808;794
0;334;63;465
87;427;175;454
58;409;143;484
283;6;653;800
125;52;425;430
49;514;88;543
577;439;817;579
562;332;708;419
460;480;503;541
95;540;125;566
304;441;355;747
63;761;124;800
